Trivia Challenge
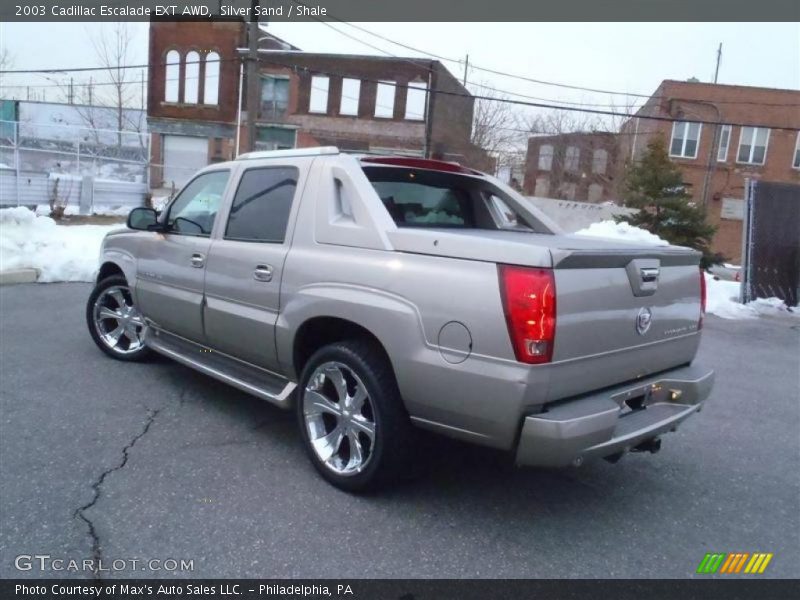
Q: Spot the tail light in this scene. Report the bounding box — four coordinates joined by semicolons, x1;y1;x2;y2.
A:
498;265;556;364
699;267;707;330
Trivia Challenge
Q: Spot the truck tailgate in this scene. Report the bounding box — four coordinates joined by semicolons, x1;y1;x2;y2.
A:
548;239;703;399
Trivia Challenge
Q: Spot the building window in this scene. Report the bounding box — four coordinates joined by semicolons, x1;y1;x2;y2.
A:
309;75;329;114
534;177;550;197
204;51;220;105
737;126;770;165
165;50;180;103
793;132;800;169
261;76;290;120
558;182;577;200
588;183;603;202
669;121;702;159
185;51;200;104
564;146;580;172
591;149;608;174
405;80;427;121
717;124;731;162
375;81;396;118
538;145;553;171
339;78;360;116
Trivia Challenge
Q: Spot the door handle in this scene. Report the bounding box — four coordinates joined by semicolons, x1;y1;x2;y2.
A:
253;264;273;282
190;253;205;268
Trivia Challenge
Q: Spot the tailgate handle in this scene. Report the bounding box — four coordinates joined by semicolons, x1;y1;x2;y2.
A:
640;267;660;283
626;259;660;297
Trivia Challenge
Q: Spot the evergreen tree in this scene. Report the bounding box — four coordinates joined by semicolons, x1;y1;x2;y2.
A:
618;136;723;268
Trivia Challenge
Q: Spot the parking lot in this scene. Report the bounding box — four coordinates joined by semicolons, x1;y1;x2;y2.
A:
1;283;798;579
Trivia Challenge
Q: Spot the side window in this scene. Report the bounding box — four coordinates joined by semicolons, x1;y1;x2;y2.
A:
167;170;230;236
225;167;299;243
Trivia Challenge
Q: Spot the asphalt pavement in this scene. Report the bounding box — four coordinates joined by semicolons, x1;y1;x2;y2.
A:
1;283;798;579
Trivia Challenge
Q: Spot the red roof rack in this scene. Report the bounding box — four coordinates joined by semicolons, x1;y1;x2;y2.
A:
360;156;483;176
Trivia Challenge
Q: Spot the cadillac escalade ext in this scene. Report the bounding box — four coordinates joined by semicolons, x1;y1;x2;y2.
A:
86;147;714;491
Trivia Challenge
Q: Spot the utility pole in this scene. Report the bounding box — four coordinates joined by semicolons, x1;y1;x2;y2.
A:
462;54;469;86
714;43;722;83
245;0;261;152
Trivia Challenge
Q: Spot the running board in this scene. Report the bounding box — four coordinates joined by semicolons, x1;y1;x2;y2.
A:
144;327;296;408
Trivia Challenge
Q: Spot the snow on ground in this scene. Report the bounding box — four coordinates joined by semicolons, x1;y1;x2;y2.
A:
575;220;797;320
34;204;133;217
0;207;123;282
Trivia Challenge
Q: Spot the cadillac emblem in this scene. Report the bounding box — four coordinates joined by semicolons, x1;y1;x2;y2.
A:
636;307;653;335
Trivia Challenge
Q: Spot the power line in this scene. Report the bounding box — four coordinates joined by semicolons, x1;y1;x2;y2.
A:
287;3;800;109
255;56;799;130
3;55;798;129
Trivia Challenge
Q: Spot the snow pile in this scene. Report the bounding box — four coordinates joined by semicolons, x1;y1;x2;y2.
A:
574;220;670;246
34;204;133;217
705;274;796;320
575;220;797;320
0;207;123;282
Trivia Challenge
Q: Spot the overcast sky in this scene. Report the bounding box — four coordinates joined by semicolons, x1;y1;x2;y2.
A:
1;21;797;116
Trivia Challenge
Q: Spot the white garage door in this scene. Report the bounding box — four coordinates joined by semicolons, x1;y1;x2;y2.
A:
163;135;208;188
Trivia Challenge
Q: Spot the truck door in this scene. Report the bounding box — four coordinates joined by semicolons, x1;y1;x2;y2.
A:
135;169;231;342
202;164;303;372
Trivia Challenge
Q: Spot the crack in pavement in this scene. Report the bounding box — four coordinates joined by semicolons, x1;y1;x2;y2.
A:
73;408;161;579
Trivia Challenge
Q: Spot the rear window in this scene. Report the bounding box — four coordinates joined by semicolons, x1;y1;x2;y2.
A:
363;165;535;231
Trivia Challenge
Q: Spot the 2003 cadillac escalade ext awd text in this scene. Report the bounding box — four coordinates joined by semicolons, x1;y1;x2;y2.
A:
86;147;714;491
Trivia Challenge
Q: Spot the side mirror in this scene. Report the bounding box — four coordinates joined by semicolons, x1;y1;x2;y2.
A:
127;207;161;231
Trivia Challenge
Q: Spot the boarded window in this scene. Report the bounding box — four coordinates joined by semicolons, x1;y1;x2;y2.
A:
375;81;395;118
165;50;180;102
558;182;577;200
591;149;608;174
309;75;329;113
225;167;299;243
538;145;553;171
340;78;360;116
185;51;200;104
534;177;550;197
588;183;603;202
564;146;580;172
405;80;427;120
204;51;220;105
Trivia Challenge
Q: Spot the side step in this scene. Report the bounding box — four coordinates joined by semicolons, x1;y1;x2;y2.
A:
144;327;297;408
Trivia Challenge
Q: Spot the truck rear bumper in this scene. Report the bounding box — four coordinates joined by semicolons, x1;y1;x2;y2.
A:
515;364;714;467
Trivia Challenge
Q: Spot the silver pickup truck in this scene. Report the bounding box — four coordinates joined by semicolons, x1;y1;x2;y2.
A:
86;147;714;491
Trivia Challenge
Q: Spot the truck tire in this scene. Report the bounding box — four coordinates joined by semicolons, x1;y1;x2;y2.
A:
296;339;413;492
86;275;152;362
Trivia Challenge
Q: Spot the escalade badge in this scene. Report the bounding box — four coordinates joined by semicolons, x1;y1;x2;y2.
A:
636;307;653;335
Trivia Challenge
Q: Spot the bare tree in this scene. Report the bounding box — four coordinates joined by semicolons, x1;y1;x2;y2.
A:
0;46;13;71
87;23;138;149
469;82;527;177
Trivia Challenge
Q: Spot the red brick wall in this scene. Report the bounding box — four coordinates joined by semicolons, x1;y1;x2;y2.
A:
616;80;800;261
148;20;243;125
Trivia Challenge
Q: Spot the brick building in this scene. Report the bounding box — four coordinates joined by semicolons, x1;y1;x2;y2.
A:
146;19;488;190
523;132;618;202
618;79;800;262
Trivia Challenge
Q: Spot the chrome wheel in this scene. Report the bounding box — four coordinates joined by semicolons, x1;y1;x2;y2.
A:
302;361;376;476
92;285;145;355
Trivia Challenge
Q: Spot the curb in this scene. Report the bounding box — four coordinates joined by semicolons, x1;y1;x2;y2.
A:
0;268;39;285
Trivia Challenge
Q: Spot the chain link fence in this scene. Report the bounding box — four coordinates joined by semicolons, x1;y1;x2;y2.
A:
0;119;150;212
